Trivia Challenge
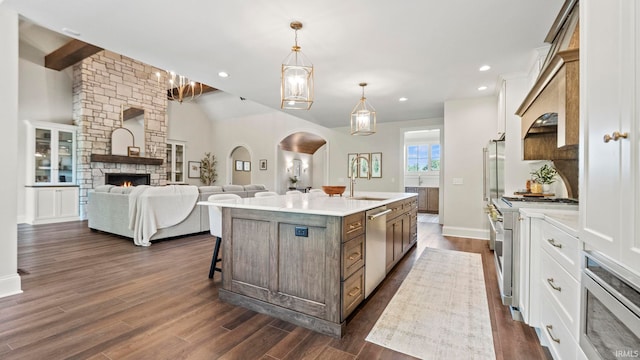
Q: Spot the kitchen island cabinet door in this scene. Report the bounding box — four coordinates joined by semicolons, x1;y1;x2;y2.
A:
580;0;640;272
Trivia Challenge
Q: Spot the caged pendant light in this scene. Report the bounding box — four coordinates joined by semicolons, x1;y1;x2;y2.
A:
281;21;314;110
350;83;377;135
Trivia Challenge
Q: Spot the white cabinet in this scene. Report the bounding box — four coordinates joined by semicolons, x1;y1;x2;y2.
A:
166;140;186;183
24;120;79;224
25;120;77;185
580;0;640;273
25;186;79;224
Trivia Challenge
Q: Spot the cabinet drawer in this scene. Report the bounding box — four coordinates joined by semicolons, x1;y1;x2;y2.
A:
539;287;578;360
342;235;365;280
341;267;364;320
343;212;365;241
540;220;581;279
386;200;404;221
540;251;580;337
404;197;418;211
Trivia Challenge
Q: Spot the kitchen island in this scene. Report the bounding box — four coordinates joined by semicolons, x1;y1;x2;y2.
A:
199;191;418;337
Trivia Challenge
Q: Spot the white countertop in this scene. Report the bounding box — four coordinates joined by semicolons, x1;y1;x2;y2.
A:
198;191;417;216
519;208;579;237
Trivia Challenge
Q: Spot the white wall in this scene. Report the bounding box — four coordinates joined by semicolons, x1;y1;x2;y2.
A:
442;96;497;239
17;38;74;222
167;101;214;185
0;7;22;298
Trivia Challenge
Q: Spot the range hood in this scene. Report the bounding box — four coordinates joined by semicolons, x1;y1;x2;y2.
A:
515;0;579;198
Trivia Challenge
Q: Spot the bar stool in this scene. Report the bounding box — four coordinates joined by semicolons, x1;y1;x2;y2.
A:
254;191;279;197
206;193;241;279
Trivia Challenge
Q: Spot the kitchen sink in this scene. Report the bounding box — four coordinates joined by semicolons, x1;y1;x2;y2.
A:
350;196;389;201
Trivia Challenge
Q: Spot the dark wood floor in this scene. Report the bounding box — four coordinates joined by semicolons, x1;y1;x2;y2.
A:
0;217;549;359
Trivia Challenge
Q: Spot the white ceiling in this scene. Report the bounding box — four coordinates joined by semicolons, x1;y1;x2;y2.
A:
2;0;562;128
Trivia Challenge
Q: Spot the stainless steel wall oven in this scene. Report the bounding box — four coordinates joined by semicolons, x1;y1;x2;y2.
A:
580;251;640;360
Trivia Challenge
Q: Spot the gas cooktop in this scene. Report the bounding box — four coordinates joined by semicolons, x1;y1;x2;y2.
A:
501;196;579;205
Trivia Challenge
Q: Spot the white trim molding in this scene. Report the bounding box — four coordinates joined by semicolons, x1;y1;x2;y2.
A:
0;273;22;299
442;226;489;241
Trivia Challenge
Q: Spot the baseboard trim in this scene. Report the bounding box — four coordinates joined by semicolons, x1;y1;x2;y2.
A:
442;226;489;240
0;273;22;299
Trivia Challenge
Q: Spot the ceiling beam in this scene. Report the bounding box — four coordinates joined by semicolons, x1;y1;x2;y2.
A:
45;39;103;71
122;107;144;121
167;84;218;100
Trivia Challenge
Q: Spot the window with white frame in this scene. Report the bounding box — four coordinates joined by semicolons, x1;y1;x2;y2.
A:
406;143;440;173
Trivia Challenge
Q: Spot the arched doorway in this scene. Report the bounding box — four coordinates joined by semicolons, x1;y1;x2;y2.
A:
277;132;328;193
230;146;251;185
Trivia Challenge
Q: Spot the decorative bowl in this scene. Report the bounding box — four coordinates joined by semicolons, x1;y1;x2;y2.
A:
322;186;346;197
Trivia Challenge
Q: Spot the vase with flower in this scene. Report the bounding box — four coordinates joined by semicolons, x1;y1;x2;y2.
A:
530;164;557;194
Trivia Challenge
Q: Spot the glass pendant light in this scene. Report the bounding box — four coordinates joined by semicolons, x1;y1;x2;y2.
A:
281;21;314;110
350;83;376;135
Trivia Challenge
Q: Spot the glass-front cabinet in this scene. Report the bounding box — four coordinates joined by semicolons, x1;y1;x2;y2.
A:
26;120;78;185
166;140;186;183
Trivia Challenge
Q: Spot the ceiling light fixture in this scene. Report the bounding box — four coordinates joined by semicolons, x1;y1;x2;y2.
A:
281;21;314;110
350;83;376;136
399;97;408;102
156;71;203;104
218;71;229;78
479;65;491;72
478;86;488;91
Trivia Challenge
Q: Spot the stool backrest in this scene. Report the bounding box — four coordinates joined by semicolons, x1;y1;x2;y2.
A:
207;194;242;237
254;191;279;198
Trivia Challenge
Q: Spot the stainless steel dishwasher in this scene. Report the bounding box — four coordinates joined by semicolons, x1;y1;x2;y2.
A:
365;206;391;298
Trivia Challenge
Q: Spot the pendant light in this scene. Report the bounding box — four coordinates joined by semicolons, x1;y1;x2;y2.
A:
281;21;314;110
350;83;377;135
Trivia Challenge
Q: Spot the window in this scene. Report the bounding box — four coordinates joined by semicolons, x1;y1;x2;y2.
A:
407;144;440;172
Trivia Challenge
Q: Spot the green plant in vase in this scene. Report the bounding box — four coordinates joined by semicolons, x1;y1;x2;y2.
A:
200;152;217;186
530;164;557;193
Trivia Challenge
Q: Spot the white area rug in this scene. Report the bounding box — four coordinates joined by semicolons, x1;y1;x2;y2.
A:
365;248;496;359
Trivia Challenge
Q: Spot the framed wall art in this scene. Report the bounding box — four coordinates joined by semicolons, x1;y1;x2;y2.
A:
259;159;267;170
358;153;370;178
188;161;201;178
235;160;243;171
370;152;382;178
347;153;359;178
243;161;251;171
127;146;140;157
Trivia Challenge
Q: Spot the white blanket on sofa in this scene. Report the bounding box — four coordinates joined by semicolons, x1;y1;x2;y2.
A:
128;185;199;246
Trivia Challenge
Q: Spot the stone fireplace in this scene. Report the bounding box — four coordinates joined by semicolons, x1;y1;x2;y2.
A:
72;50;169;218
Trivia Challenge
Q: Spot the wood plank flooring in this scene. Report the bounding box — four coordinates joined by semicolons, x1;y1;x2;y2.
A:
0;217;550;359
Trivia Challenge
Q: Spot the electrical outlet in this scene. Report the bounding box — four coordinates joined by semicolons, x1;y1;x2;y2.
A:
295;226;308;237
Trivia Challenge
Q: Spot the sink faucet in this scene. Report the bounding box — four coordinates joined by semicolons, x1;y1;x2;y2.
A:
349;155;371;197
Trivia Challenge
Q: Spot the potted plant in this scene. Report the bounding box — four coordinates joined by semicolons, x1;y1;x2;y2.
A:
530;164;557;193
200;152;217;186
289;176;298;189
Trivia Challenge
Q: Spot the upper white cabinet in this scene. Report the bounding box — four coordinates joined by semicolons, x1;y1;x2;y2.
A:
580;0;640;272
166;140;186;183
25;120;77;185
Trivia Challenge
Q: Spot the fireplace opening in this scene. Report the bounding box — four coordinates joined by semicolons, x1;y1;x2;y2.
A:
105;173;151;187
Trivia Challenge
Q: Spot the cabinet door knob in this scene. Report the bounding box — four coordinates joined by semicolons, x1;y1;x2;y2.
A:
604;134;612;143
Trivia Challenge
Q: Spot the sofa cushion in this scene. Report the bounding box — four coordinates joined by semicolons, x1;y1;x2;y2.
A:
244;184;266;190
94;184;115;193
222;185;244;192
199;186;223;193
109;186;135;194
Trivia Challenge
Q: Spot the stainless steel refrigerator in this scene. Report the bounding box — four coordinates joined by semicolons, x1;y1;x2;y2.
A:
484;138;505;202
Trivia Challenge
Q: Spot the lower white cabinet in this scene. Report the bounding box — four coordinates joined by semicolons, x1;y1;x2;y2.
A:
25;186;79;224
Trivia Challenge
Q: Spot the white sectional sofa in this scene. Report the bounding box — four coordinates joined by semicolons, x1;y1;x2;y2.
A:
87;184;267;243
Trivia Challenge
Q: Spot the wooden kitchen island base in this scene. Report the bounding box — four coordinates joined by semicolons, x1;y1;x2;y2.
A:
219;289;346;337
205;192;417;338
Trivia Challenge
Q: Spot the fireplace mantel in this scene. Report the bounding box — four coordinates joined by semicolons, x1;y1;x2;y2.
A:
90;154;163;165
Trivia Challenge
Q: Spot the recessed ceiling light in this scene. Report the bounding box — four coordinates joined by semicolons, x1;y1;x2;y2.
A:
218;71;229;78
479;65;491;72
62;27;81;37
478;86;488;91
399;97;408;102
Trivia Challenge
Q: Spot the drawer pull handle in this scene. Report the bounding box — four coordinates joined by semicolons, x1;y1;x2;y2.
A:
348;252;361;260
545;325;560;343
348;287;361;297
547;278;562;292
347;222;362;233
547;238;562;248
